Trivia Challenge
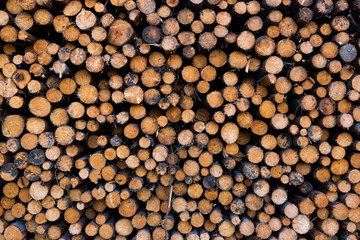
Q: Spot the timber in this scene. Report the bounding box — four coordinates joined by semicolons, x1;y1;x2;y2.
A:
0;0;359;239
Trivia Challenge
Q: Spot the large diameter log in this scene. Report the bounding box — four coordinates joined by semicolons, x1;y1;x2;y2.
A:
108;19;135;46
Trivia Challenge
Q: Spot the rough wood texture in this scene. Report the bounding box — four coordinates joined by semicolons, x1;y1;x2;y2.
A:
0;0;360;240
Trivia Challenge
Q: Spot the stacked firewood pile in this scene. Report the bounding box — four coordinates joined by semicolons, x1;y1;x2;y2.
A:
1;0;360;239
